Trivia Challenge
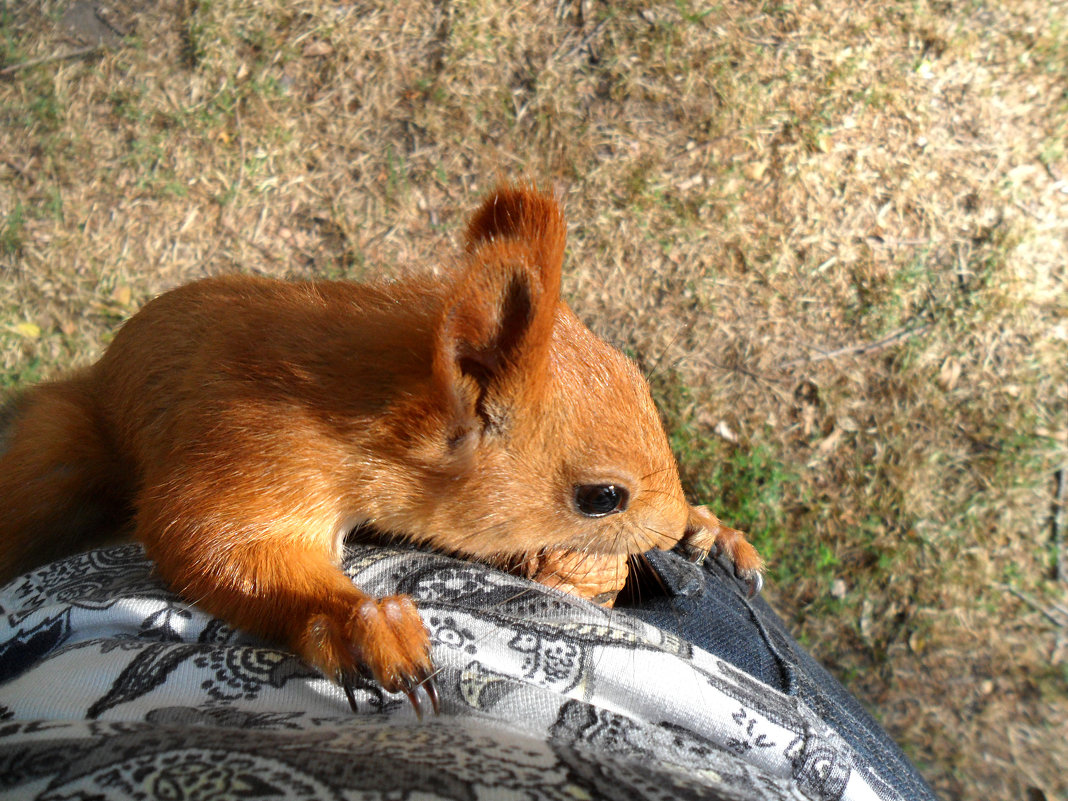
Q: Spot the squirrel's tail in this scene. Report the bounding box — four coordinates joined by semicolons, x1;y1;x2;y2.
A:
0;376;132;584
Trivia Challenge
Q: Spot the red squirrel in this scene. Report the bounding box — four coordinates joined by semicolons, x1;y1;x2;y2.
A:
0;184;763;714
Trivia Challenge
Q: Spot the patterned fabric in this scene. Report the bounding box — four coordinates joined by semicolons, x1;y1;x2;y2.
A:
0;544;896;801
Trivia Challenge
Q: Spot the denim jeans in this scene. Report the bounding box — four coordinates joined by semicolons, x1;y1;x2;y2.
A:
621;550;939;801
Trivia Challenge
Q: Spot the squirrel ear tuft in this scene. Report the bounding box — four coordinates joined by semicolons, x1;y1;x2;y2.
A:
463;183;566;292
465;181;565;243
433;184;567;429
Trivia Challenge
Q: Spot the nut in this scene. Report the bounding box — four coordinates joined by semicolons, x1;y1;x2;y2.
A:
503;549;629;608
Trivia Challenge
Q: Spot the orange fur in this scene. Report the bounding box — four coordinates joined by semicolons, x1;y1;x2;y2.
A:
0;184;763;707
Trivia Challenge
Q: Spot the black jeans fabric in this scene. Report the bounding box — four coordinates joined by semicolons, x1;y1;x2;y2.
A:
621;550;939;801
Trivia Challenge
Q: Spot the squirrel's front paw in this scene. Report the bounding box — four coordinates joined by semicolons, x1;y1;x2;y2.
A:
299;594;438;717
680;505;765;597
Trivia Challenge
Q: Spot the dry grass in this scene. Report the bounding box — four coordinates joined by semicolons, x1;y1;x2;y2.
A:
2;1;1066;798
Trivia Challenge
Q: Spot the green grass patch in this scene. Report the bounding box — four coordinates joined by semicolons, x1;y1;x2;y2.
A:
1;202;26;258
650;369;798;572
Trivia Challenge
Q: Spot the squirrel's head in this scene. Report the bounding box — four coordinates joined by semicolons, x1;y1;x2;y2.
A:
391;184;690;560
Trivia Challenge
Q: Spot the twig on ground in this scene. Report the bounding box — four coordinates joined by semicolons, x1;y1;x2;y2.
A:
0;158;31;181
644;320;694;382
777;324;929;370
1001;584;1068;628
553;17;609;64
1053;466;1066;583
707;360;792;406
0;45;105;77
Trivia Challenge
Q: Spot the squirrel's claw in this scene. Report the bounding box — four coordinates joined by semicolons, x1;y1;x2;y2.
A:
342;675;361;713
399;669;440;720
739;569;764;599
422;675;441;715
403;686;423;719
340;666;440;718
676;538;709;564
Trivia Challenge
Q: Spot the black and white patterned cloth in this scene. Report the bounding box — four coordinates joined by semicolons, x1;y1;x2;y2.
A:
0;544;895;800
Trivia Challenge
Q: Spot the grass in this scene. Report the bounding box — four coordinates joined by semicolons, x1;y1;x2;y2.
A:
652;370;796;561
2;1;1066;798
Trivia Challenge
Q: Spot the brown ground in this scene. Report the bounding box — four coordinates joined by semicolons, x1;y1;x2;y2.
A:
1;1;1066;798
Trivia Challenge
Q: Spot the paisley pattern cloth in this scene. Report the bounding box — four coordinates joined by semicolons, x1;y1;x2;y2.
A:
0;544;899;801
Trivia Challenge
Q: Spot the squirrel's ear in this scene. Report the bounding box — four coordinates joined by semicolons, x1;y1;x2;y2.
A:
433;184;566;431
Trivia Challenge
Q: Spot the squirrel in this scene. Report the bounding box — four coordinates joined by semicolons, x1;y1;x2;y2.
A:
0;184;763;715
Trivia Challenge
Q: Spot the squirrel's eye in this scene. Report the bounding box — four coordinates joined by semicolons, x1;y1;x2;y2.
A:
573;484;629;517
